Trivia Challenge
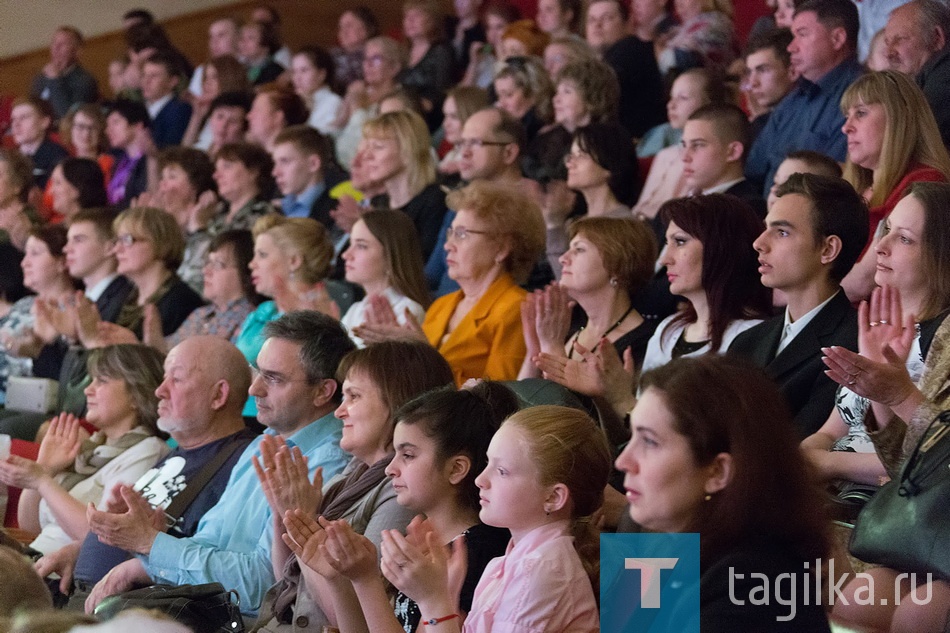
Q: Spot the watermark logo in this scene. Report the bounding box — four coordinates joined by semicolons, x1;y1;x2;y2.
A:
601;533;700;632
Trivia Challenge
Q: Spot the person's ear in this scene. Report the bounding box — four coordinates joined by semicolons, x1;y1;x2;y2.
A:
288;252;303;275
934;26;947;52
307;153;323;177
502;143;520;167
819;234;842;266
544;482;571;514
725;140;744;163
704;452;733;495
446;455;472;485
311;378;338;408
829;25;848;52
209;378;231;410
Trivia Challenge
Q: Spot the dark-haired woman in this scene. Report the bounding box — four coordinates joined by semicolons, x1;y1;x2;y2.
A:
49;158;108;224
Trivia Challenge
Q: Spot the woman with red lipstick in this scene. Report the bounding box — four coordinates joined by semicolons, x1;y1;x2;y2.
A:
615;354;832;631
642;194;771;372
839;71;950;303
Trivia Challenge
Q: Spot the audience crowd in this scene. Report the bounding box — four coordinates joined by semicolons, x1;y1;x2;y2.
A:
1;0;950;631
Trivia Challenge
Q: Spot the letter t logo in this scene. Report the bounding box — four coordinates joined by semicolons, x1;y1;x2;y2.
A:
625;558;679;608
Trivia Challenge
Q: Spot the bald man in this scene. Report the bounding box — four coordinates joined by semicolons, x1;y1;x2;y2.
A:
36;337;257;608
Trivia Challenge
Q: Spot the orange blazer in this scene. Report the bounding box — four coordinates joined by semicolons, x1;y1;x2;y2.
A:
422;274;527;386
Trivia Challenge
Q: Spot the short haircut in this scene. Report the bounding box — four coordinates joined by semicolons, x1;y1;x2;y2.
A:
556;57;620;124
106;98;151;128
568;216;657;295
687;103;751;160
784;150;842;178
55;25;84;45
209;90;254;118
71;207;119;241
60;157;108;208
28;224;69;258
215;142;275;193
774;172;869;281
157;146;216;195
88;344;166;436
0;149;34;202
114;206;186;269
795;0;859;50
744;27;793;67
574;122;639;204
144;50;181;79
521;124;570;183
123;8;155;25
274;125;333;166
263;311;356;399
12;96;56;122
501;19;550;56
485;106;527;155
295;45;336;89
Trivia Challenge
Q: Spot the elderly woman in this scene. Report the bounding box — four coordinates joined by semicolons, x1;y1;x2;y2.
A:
355;181;545;385
0;344;168;555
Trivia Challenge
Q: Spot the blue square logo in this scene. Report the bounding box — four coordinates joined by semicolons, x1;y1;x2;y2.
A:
601;533;700;633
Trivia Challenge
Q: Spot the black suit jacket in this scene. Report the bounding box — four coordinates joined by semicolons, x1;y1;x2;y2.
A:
729;291;857;437
724;179;767;219
96;275;135;324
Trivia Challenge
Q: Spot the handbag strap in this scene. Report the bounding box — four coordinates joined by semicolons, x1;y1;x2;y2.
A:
898;410;950;496
164;433;247;521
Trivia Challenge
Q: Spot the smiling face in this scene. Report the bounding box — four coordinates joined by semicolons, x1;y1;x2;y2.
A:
841;100;886;171
753;192;827;291
249;232;289;298
615;387;720;532
21;236;66;293
558;232;611;296
386;421;460;511
335;370;392;464
342;219;388;289
659;220;703;297
875;194;926;296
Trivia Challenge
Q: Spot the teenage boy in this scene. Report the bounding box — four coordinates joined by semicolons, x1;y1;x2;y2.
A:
730;173;868;436
141;51;192;148
64;208;134;323
680;103;766;216
743;28;796;140
271;125;337;227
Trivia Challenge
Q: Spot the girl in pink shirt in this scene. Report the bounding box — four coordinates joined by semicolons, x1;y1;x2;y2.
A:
381;405;610;633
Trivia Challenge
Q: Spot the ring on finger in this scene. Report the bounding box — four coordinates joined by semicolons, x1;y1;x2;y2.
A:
879;319;889;325
869;321;879;327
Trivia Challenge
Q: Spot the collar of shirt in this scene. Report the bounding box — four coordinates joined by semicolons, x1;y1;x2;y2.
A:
85;273;119;302
702;177;745;195
492;520;571;577
282;182;325;219
777;290;840;355
147;93;174;120
263;409;344;454
798;57;862;99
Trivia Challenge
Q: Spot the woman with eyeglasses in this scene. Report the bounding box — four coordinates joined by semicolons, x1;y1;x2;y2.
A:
354;181;545;385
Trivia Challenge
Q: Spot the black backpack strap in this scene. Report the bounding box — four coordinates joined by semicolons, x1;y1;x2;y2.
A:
163;433;248;521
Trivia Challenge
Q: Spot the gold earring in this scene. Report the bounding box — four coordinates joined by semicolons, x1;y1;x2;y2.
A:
704;494;712;502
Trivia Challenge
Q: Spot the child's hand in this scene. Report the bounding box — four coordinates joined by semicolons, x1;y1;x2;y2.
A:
380;527;464;611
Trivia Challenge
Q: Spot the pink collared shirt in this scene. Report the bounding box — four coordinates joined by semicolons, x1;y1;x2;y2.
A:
464;521;599;633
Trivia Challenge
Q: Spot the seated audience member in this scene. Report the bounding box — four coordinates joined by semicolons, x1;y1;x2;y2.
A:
766;149;842;210
0;226;76;402
400;0;456;130
291;46;342;135
33;337;256;605
746;0;863;195
522;216;658;388
585;0;666;137
638;68;727;159
492;56;552;143
731;174;867;436
340;210;429;348
59;104;114;180
354;182;545;385
451;0;488;77
31;26;99;120
272;125;337;229
883;0;950;147
333;36;405;169
0;149;41;250
187;18;241;99
633;69;731;220
240;20;285;86
206;91;254;157
680;103;766;215
106;207;205;338
246;87;309;153
381;405;608;633
363;111;448;260
251;5;292;69
48;158;108;224
294;385;516;633
629;0;677;43
10;98;69;192
865;28;891;71
643;194;771;372
82;312;355;617
437;85;491;179
550;57;620;135
124;21;193;83
0;345;168;555
104;99;153;211
181;55;250;151
147;230;258;352
461;1;520;89
377;87;427;117
66;208;135;325
542;34;597;78
332;7;379;92
742;28;796;141
537;0;582;38
140;52;192;149
804;183;950;510
253;341;454;631
615;355;832;631
236;215;336;419
658;0;737;76
207;142;276;238
838;70;950;303
498;19;551;59
0;545;53;616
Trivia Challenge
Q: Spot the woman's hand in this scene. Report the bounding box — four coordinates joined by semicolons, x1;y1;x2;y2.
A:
33;296;77;343
282;510;338;579
187;190;219;232
35;541;81;595
321;518;380;582
535;284;573;354
521;293;542;360
88;321;140;348
857;286;915;363
73;295;104;348
0;454;51;490
252;434;324;522
536;338;635;398
354;297;427;344
36;412;83;474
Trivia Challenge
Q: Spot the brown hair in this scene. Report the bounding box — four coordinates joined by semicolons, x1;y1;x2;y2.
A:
274;124;333;167
555;57;619;123
59;103;108;155
495;56;554;123
358;210;431;308
446;86;491;127
158;146;216;196
87;344;166;436
503;405;611;590
900;182;950;320
113;206;186;270
0;149;34;202
640;355;830;566
215;142;275;194
256;86;309;127
568;217;657;296
207;54;252;94
446;181;546;283
252;214;334;284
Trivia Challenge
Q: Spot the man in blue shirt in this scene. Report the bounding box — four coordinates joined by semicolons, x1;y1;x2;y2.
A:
746;0;864;195
82;312;356;617
272;125;337;229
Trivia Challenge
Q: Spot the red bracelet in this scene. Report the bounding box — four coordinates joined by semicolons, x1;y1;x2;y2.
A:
422;613;459;626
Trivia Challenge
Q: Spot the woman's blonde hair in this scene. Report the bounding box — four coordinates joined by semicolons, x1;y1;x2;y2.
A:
503;405;611;590
446;181;546;283
840;71;950;207
252;214;333;284
114;207;186;270
362;110;436;197
494;56;554;123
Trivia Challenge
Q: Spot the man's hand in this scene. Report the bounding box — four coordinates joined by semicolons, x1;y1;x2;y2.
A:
85;558;150;614
86;485;165;555
35;541;82;595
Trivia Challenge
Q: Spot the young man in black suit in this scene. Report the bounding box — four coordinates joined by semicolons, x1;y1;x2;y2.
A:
141;51;192;148
64;208;133;323
729;173;869;436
